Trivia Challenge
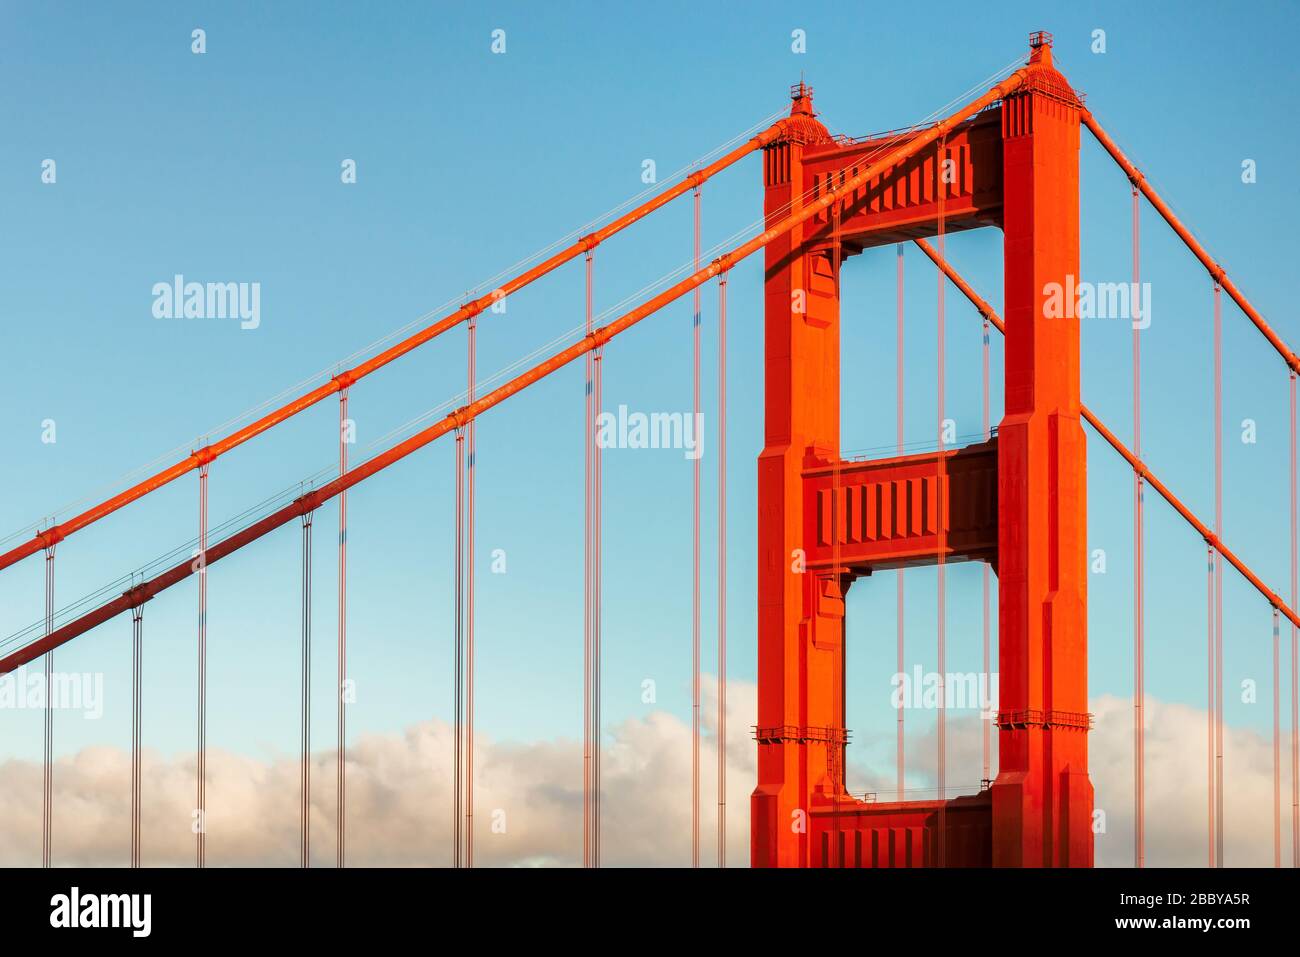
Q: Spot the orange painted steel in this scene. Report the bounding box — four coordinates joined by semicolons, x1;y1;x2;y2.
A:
0;124;790;575
800;443;999;571
809;793;992;867
921;237;1300;633
895;247;906;804
1082;111;1300;373
964;36;1090;867
752;43;1072;869
0;70;1024;677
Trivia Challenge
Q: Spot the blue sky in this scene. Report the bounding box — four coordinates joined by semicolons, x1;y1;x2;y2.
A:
2;0;1298;839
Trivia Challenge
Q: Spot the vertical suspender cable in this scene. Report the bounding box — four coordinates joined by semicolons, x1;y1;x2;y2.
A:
582;247;603;868
42;545;54;868
583;248;594;868
337;388;349;869
1214;282;1225;867
466;315;477;869
831;440;842;860
592;340;604;868
1291;370;1299;868
896;243;905;803
1207;543;1216;866
1132;183;1145;868
691;185;702;869
453;426;464;868
936;138;947;866
831;199;843;863
197;461;208;868
717;269;728;869
131;603;143;868
301;511;313;868
1274;607;1282;867
982;315;991;786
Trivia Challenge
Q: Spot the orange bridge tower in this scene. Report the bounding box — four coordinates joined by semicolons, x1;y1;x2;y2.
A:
751;33;1093;868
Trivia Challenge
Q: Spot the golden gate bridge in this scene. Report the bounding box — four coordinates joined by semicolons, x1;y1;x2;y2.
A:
2;31;1297;869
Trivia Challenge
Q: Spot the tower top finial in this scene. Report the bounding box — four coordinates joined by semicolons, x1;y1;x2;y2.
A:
1029;30;1054;65
789;79;815;117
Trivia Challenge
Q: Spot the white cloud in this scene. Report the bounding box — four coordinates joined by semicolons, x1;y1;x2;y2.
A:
893;693;1288;866
0;677;755;867
0;684;1288;866
1088;693;1285;867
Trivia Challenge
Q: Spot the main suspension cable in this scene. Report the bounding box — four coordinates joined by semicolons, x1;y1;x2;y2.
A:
1;65;1039;682
2;58;1024;566
0;112;791;568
